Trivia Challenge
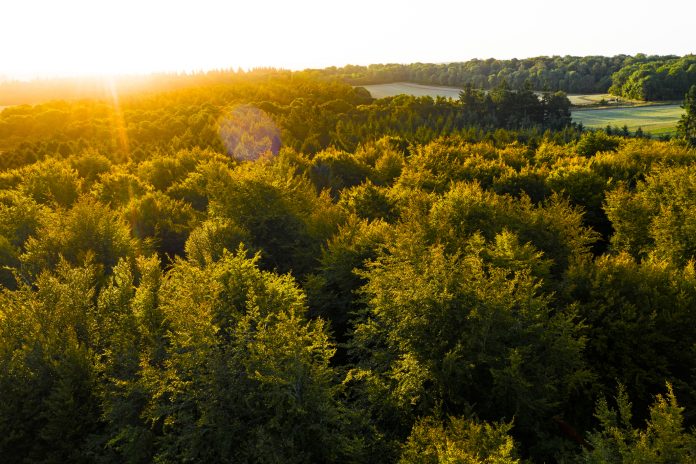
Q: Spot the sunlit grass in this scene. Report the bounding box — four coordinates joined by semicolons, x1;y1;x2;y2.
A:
362;82;463;99
360;84;685;137
572;104;683;136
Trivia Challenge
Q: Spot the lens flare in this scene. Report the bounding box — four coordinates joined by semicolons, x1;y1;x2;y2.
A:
217;105;280;161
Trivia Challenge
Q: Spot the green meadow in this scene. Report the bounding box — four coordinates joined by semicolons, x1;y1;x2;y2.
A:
362;83;613;105
361;82;463;99
361;84;684;136
572;104;684;136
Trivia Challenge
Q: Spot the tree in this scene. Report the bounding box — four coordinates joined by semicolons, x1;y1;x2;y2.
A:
576;130;620;157
0;261;103;462
205;159;342;276
20;198;137;278
581;383;696;463
122;191;200;261
305;216;393;344
399;416;519;464
677;84;696;146
605;166;696;266
542;91;572;130
145;249;364;462
351;232;588;458
561;253;696;425
19;158;82;208
308;148;374;198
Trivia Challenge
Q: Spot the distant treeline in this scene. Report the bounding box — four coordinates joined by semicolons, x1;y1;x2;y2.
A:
2;54;695;107
314;56;631;93
609;55;696;100
313;54;696;100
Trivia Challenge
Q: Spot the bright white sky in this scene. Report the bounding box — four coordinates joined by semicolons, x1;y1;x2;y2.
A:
1;0;694;79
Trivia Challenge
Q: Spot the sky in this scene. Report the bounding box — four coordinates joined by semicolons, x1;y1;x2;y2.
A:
1;0;694;79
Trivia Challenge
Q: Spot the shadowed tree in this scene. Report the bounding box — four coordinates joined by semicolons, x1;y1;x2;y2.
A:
677;84;696;146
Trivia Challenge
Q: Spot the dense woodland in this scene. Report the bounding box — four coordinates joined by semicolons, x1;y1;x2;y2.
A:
0;71;576;170
316;56;634;93
315;54;695;100
3;54;694;108
2;70;696;463
608;55;696;100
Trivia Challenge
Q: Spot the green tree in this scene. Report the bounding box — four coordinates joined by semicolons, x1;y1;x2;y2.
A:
400;416;519;464
424;182;597;280
184;217;251;266
145;249;364;462
677;84;696;146
206;158;343;276
0;191;48;287
306;216;393;343
122;191;200;261
19;158;82;208
605;166;696;266
20;198;137;278
351;232;588;458
308;148;374;198
576;131;620;157
542;91;572;130
339;181;398;222
93;256;164;463
561;253;696;425
581;384;696;463
92;166;152;207
0;261;103;463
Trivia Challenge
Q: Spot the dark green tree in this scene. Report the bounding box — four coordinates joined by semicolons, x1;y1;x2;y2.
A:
576;130;620;157
677;84;696;145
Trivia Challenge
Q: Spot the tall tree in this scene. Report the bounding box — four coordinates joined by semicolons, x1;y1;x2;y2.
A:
677;84;696;146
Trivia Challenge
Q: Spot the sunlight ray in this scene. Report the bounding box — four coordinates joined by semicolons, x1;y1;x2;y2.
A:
105;77;130;161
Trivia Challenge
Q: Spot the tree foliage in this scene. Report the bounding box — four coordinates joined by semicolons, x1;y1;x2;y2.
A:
400;416;519;464
677;84;696;145
609;55;696;100
582;384;696;463
1;68;695;463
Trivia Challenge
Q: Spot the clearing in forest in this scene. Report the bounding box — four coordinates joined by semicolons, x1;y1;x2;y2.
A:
572;104;683;136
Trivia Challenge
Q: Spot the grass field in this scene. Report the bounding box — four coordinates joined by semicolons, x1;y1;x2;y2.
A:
361;83;620;106
572;104;683;136
361;82;463;99
360;83;684;136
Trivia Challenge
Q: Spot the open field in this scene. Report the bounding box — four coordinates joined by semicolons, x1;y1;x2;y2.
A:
360;83;683;136
361;82;463;99
362;83;627;106
572;104;683;136
566;94;612;105
564;94;658;106
361;83;668;107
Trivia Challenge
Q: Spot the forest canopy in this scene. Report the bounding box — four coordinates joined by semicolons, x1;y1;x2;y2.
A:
1;67;696;463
